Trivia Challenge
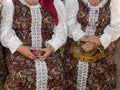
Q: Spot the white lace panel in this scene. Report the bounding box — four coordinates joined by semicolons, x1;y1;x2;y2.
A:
30;7;42;50
35;59;47;90
86;7;99;35
30;6;48;90
77;61;88;90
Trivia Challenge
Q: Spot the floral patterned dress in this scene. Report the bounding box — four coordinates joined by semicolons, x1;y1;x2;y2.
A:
1;0;67;90
64;0;117;90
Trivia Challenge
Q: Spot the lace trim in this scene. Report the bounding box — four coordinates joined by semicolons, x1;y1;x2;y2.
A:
77;61;88;90
19;0;48;89
35;59;48;90
30;7;42;50
86;7;99;35
30;6;48;90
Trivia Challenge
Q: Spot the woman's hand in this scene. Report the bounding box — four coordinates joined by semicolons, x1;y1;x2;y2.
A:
38;47;55;60
88;35;101;47
80;35;102;52
81;41;96;52
17;45;36;59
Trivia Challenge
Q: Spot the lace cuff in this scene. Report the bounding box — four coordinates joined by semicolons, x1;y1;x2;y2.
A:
100;33;111;49
46;36;63;52
8;36;23;53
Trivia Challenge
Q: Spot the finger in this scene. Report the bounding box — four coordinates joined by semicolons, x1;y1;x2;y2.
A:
89;36;100;46
40;58;46;61
40;48;46;51
90;38;99;43
28;56;35;59
81;42;91;48
83;47;93;52
39;52;50;60
28;51;36;59
82;44;94;52
39;56;47;61
28;47;35;50
39;54;48;59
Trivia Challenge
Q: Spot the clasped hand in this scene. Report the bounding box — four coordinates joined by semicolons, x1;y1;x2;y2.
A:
17;45;55;60
80;35;101;52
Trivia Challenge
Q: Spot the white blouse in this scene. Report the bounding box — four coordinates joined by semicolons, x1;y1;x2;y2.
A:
0;0;67;53
65;0;120;49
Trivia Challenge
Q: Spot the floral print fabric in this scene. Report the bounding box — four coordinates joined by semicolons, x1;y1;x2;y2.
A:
0;44;7;89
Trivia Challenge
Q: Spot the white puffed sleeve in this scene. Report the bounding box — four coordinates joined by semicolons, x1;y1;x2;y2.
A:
100;0;120;48
65;0;86;41
0;0;23;53
46;0;67;52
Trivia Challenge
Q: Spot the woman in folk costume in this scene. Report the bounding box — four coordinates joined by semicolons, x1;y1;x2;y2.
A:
64;0;120;90
0;0;67;89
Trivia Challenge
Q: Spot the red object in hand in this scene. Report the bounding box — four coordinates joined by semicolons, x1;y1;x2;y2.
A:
31;50;45;56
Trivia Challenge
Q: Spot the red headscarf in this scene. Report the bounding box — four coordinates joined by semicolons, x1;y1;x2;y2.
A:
40;0;59;25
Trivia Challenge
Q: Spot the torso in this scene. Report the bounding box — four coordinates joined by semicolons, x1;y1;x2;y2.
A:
77;0;111;35
4;0;54;55
13;0;54;47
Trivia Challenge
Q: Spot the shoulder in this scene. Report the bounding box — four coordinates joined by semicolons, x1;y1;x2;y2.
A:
3;0;13;3
110;0;120;9
110;0;120;6
2;0;13;6
54;0;66;22
54;0;65;14
54;0;64;9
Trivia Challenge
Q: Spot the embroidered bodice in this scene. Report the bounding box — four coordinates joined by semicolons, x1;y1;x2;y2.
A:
77;0;110;36
13;0;54;48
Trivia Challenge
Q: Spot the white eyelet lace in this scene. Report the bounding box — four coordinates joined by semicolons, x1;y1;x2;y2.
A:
77;61;88;90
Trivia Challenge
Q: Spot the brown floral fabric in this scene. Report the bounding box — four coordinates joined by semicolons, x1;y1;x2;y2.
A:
64;0;116;90
4;0;65;90
0;44;7;89
77;0;110;36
